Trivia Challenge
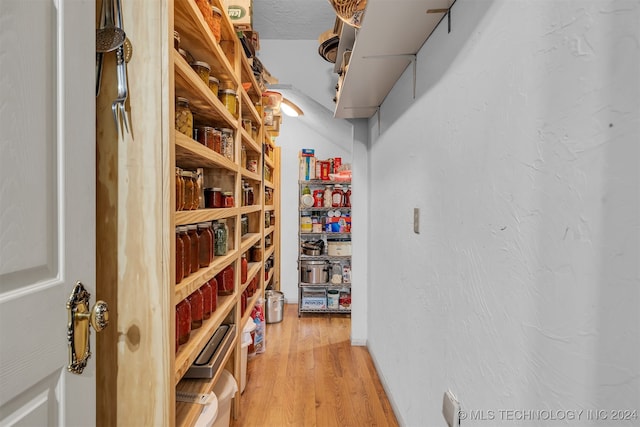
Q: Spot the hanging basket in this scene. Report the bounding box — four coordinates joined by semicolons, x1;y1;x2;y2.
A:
328;0;367;28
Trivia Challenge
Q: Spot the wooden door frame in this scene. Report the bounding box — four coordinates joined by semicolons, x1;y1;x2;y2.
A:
95;0;173;425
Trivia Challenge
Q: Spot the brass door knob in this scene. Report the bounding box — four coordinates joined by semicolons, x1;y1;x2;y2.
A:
67;282;110;374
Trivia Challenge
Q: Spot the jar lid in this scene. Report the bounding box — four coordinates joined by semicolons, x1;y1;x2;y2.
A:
212;187;222;191
181;170;193;177
220;89;236;95
187;224;198;230
176;96;189;104
197;222;211;228
197;125;215;131
223;191;233;196
220;128;233;133
211;6;222;15
209;76;220;84
192;61;211;70
178;225;188;232
174;30;180;39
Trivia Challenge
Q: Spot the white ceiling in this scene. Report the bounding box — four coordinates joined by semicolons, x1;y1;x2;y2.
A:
252;0;337;40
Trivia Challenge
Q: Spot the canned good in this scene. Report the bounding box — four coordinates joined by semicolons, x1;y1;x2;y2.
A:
191;61;211;85
219;89;237;117
175;97;193;137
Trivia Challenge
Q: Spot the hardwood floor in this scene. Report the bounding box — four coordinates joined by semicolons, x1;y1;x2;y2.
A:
231;304;399;427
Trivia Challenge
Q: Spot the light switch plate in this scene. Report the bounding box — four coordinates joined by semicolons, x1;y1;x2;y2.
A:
442;390;461;427
413;208;420;234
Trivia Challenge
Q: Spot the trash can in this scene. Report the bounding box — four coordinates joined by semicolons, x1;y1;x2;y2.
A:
211;370;238;427
240;319;256;393
265;290;284;323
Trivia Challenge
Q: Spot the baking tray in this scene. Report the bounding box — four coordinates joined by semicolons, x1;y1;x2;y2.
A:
184;323;236;379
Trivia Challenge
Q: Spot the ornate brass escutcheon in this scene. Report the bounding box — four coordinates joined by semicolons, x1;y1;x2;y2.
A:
66;282;109;374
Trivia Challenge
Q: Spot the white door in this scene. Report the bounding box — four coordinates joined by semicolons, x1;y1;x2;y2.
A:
0;0;97;426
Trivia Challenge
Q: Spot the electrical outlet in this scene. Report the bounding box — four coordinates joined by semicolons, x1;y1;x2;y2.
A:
442;390;461;427
413;208;420;234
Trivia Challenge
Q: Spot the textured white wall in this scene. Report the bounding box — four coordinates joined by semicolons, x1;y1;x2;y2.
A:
367;0;639;425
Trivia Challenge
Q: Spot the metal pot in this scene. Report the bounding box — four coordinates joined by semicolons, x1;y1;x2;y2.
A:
301;240;323;256
300;260;329;284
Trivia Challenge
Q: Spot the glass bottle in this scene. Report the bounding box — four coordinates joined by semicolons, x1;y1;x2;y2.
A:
332;184;344;208
345;185;351;208
182;171;195;211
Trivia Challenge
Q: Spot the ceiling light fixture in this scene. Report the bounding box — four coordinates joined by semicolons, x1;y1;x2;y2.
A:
280;98;304;117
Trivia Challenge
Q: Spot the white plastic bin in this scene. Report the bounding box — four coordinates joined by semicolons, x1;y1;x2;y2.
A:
241;319;256;393
212;370;238;427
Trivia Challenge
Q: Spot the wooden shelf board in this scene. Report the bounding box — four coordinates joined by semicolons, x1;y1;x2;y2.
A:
175;130;239;172
175;207;238;226
240;232;261;252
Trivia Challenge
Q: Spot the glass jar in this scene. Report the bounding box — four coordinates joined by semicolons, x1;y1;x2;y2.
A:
223;192;234;208
250;243;262;262
197;222;213;268
182;171;194;210
175;227;184;284
241;253;248;284
247;186;254;206
210;6;222;43
220;128;234;161
241;144;247;169
241;214;249;236
209;277;218;312
251;125;258;141
175;97;193;137
208;76;219;97
179;226;191;278
331;261;343;284
241;119;251;133
175;167;184;211
192;171;202;210
200;281;213;320
187;288;203;329
191;61;211;85
187;224;199;274
241;290;247;315
204;187;222;208
176;299;191;346
196;126;216;151
345;185;351;208
217;265;234;295
324;185;333;208
219;89;237;117
212;128;222;154
213;220;228;256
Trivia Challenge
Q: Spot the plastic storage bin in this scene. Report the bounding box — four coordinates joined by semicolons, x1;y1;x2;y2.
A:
241;319;256;393
212;370;238;427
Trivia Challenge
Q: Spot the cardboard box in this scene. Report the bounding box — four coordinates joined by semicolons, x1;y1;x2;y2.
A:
225;0;253;31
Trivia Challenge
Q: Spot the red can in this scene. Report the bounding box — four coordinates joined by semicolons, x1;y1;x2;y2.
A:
320;161;330;180
333;157;342;172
